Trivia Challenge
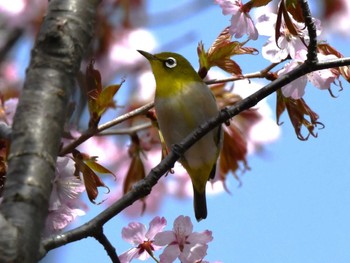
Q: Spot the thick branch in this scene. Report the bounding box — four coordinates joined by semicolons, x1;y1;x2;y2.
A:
0;0;100;262
40;56;350;255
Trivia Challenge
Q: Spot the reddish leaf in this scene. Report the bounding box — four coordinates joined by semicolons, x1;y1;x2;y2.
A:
123;134;146;194
198;27;257;76
86;59;102;95
276;90;286;125
281;1;299;36
123;151;146;194
285;0;304;22
215;59;242;76
72;150;111;204
276;91;323;140
318;43;343;58
85;60;124;127
219;125;249;188
208;27;232;55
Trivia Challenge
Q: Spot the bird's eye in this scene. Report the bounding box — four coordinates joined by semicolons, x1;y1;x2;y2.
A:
165;57;177;68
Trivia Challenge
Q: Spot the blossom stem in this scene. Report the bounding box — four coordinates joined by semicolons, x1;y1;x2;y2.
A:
148;252;160;263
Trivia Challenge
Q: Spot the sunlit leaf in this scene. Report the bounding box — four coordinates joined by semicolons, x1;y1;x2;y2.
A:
72;150;111;204
214;59;242;76
198;27;257;76
197;41;209;78
85;159;116;180
96;82;124;116
208;27;231;55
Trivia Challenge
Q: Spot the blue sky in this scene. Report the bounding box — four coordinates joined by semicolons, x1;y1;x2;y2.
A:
39;0;350;262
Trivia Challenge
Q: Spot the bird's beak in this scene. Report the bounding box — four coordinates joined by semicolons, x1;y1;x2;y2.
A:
137;50;157;61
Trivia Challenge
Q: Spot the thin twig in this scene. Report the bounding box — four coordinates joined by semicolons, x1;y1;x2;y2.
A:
205;62;280;85
59;102;154;155
97;122;152;136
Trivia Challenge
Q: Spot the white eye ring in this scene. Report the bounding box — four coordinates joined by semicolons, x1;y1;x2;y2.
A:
165;57;177;68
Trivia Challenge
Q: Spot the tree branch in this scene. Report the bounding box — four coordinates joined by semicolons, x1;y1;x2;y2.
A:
205;62;280;85
40;56;350;256
0;0;100;262
299;0;318;62
94;229;121;263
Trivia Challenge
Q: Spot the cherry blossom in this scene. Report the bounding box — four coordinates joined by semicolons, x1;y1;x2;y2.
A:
215;0;258;40
1;98;18;126
44;157;87;236
278;52;338;99
256;12;321;63
119;216;167;263
154;215;213;263
0;0;25;15
278;59;308;99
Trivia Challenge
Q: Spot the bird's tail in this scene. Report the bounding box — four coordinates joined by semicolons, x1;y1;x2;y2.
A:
193;187;207;221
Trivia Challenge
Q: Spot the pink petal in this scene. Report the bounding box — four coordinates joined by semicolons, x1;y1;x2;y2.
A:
119;248;140;263
215;0;241;16
279;61;307;99
153;231;176;246
159;244;181;263
122;222;147;245
262;38;289;63
180;243;208;263
256;13;277;36
187;230;213;244
308;70;336;90
145;216;167;240
282;76;307;99
173;215;193;236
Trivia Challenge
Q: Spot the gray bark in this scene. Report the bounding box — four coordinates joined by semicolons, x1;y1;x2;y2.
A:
0;0;100;262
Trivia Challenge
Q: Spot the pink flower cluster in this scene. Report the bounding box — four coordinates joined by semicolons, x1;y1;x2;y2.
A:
215;0;258;40
44;157;87;236
119;215;215;263
215;1;339;99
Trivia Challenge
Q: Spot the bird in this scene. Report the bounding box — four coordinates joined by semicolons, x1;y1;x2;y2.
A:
138;50;222;221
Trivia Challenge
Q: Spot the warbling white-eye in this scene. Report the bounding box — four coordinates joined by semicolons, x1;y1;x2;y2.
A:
138;50;222;221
